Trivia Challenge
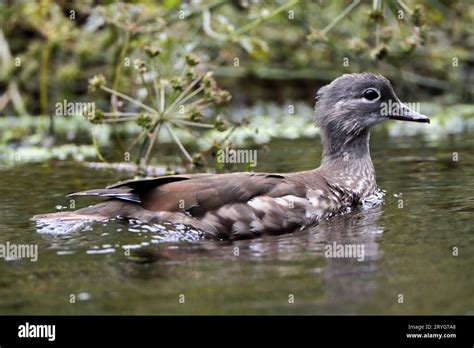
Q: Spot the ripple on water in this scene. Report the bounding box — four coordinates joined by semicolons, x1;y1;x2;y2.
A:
35;219;95;235
35;215;204;255
86;248;116;255
361;188;386;209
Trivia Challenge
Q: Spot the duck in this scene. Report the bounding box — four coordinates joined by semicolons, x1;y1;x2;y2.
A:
33;73;429;240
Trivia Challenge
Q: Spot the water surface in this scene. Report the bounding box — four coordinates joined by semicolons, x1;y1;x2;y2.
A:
0;130;473;314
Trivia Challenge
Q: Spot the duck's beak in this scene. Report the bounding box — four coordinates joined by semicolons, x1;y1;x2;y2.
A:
387;101;430;123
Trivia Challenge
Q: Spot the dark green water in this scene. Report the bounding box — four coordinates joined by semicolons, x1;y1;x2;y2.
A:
0;131;473;314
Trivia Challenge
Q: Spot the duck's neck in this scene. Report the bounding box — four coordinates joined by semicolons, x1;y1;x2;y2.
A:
319;128;376;196
320;128;371;167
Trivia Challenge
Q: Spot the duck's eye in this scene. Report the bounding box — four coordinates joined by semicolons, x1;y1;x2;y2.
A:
362;88;380;101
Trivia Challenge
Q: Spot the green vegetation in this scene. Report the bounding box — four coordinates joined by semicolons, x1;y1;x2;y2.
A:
0;0;472;170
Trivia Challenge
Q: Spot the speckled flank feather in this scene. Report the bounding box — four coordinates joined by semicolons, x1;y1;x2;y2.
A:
33;73;428;240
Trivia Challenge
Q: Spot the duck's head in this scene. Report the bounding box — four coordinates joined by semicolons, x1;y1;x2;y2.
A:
315;73;429;138
315;73;429;160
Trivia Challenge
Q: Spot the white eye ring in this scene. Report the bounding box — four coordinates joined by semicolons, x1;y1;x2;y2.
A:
362;88;380;101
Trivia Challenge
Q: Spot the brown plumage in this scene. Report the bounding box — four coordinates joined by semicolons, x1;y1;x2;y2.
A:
33;73;429;240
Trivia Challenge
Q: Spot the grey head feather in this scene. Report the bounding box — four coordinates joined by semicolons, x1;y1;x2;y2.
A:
314;73;399;161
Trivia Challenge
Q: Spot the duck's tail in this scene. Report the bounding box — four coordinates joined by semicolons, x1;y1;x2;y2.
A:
31;199;141;222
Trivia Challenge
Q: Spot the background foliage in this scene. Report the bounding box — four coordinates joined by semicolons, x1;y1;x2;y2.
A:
0;0;473;168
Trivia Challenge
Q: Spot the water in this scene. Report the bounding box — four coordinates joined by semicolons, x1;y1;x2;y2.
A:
0;130;473;314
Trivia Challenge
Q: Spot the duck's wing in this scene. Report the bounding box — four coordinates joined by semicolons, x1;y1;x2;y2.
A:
139;172;308;215
133;171;318;239
67;172;308;214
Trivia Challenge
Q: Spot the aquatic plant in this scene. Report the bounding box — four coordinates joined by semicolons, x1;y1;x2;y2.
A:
87;47;233;169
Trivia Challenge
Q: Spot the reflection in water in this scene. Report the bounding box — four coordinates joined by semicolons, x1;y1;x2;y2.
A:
3;133;474;314
127;205;383;260
120;206;384;304
316;207;383;305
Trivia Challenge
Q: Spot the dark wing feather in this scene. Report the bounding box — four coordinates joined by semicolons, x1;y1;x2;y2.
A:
106;174;213;191
140;172;304;215
67;188;141;203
